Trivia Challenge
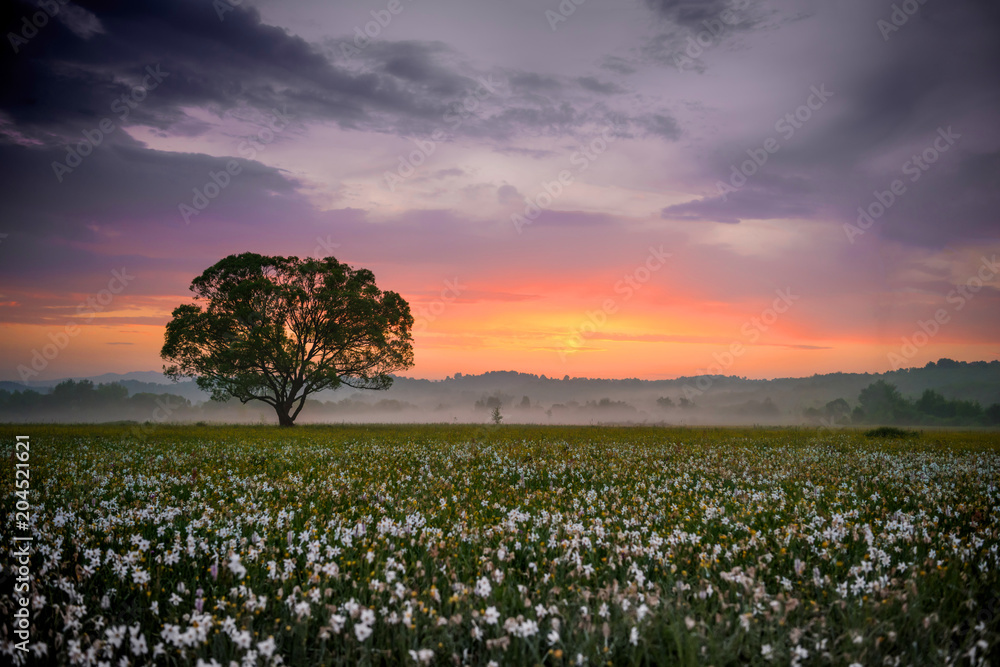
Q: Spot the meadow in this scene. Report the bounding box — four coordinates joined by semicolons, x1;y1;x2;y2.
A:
1;424;998;666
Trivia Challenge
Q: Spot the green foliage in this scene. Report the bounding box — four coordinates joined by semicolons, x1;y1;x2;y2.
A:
803;397;852;426
585;397;635;411
161;252;414;426
849;381;996;427
987;403;1000;425
734;396;779;416
475;394;506;410
825;397;851;418
857;380;913;424
915;389;983;421
0;380;191;420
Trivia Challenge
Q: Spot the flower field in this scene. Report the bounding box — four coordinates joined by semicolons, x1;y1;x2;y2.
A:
1;424;999;666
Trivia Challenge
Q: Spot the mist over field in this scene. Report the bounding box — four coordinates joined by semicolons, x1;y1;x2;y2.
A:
3;360;998;427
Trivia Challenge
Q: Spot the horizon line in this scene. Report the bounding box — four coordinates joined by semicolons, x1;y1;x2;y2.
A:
4;358;996;387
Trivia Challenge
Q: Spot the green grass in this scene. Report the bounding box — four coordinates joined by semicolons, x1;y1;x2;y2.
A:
1;424;998;665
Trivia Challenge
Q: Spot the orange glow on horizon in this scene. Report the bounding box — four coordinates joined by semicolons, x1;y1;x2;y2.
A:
2;272;997;383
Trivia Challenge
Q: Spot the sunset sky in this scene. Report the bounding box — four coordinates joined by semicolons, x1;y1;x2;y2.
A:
1;0;998;382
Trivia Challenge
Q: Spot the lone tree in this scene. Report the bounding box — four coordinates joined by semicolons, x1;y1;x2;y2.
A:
161;253;414;426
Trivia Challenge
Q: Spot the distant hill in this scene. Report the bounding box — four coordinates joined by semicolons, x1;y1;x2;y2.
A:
0;381;34;393
2;359;997;425
19;370;174;388
116;379;208;403
378;361;1000;411
6;360;1000;406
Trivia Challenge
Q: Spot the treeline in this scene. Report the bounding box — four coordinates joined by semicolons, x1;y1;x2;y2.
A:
0;380;195;422
807;380;1000;427
0;380;426;423
4;377;998;427
474;395;644;419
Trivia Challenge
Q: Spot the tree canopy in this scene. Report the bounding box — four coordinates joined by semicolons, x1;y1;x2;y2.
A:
856;379;912;423
161;253;413;426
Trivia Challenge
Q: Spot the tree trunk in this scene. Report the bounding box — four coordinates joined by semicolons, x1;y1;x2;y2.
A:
276;404;295;427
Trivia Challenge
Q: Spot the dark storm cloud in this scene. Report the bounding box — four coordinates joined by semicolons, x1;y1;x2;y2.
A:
0;140;304;233
0;135;341;326
599;56;638;76
657;1;1000;248
487;104;581;138
0;0;687;320
635;0;764;71
2;0;394;140
662;184;818;224
791;2;1000;247
638;114;681;140
507;72;564;93
359;40;472;98
0;0;683;149
0;1;493;142
643;0;737;28
0;139;319;298
576;77;624;95
864;149;1000;248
